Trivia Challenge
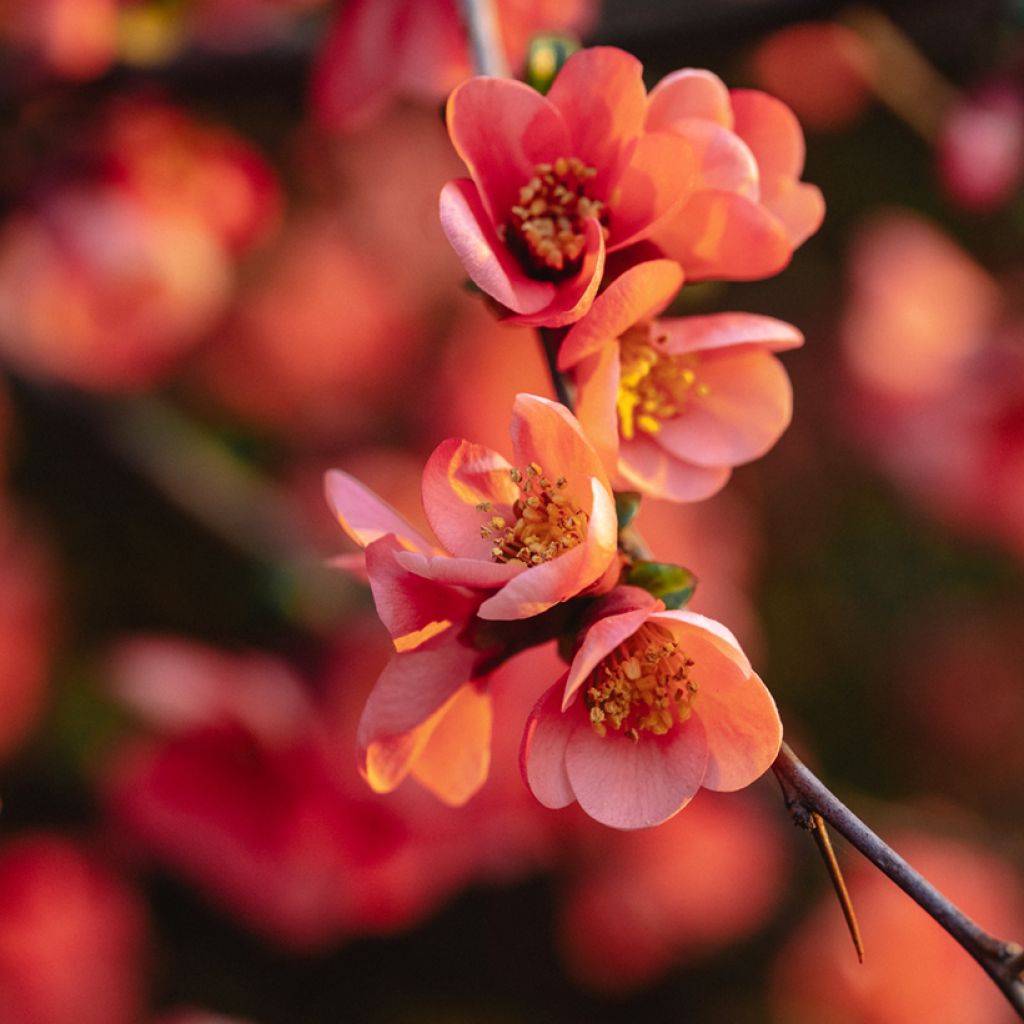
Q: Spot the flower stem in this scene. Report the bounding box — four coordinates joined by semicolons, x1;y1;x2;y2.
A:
457;0;509;79
773;741;1024;1018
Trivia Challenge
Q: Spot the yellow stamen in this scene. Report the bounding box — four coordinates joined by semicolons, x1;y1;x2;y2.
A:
584;622;698;740
616;325;711;439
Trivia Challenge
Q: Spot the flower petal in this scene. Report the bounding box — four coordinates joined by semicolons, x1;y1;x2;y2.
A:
559;259;683;369
546;47;647;195
618;432;732;501
446;76;571;224
646;68;733;132
509;393;611;496
729;88;806;183
658;312;804;356
653;190;793;281
652;608;752;675
439;179;555;315
324;469;435;553
670;119;759;197
395;549;525;589
609;132;695;250
410;682;492;806
565;713;708;828
422;437;519;559
520;677;576;809
653;348;793;467
571;346;621;478
356;635;477;793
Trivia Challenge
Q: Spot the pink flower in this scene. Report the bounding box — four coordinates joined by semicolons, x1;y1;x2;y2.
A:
326;393;619;622
644;69;825;280
440;46;696;327
559;259;803;502
521;587;781;829
311;0;597;132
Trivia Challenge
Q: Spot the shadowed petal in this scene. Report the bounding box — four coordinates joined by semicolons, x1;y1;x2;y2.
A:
411;683;492;806
572;347;621;478
395;549;524;589
422;438;519;558
325;469;435;553
560;259;683;369
565;714;708;829
618;432;731;501
654;349;793;467
670;119;759;197
520;678;576;809
440;180;555;314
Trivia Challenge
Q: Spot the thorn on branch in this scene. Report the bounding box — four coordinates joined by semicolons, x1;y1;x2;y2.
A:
810;811;865;964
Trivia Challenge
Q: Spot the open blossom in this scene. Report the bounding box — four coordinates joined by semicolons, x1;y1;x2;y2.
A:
326;393;618;622
644;68;824;280
521;587;781;829
440;46;696;327
559;259;803;501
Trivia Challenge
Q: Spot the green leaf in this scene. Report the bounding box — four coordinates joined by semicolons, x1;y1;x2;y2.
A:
524;35;581;94
625;560;698;609
614;490;642;530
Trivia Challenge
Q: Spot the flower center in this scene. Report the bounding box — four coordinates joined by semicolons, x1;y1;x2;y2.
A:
478;462;588;565
502;157;608;282
584;622;698;742
616;325;711;440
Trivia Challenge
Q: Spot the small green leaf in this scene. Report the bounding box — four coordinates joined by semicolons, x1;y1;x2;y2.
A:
625;560;698;609
614;490;642;530
524;35;581;94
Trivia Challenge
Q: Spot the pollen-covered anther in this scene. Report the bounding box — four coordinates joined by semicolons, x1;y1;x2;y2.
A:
504;156;609;282
584;622;698;741
616;325;712;440
481;463;588;565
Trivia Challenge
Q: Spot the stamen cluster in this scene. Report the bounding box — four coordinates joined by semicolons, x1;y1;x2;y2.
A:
585;622;698;742
479;462;587;565
616;325;710;439
503;157;607;280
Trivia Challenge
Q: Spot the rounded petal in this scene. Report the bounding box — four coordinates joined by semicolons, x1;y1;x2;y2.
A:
609;132;695;250
653;190;793;282
324;469;434;553
618;432;732;502
422;437;518;559
652;608;752;675
729;88;806;182
669;119;759;197
696;670;781;791
559;259;683;369
653;349;793;467
410;683;492;806
565;713;709;828
503;216;606;328
761;177;826;249
356;637;477;793
439;179;555;315
509;393;611;497
520;677;576;809
658;312;804;356
446;76;570;224
546;47;647;195
476;477;618;620
646;68;733;132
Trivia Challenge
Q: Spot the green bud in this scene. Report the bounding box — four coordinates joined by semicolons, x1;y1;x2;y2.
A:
625;560;697;610
524;35;581;94
614;490;641;530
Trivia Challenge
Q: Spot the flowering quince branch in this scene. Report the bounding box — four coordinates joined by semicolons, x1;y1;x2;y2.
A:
455;0;509;80
773;743;1024;1015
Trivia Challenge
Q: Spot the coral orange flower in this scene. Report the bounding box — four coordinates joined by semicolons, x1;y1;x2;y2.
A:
559;259;803;502
520;587;781;829
644;70;824;280
440;46;695;327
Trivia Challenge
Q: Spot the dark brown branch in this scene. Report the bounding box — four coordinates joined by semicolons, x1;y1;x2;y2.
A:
773;741;1024;1017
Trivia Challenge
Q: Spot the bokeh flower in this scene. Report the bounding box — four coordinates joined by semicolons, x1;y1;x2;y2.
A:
560;259;803;501
521;587;782;828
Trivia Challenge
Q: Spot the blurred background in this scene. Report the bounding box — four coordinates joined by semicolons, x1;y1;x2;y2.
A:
1;0;1024;1021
